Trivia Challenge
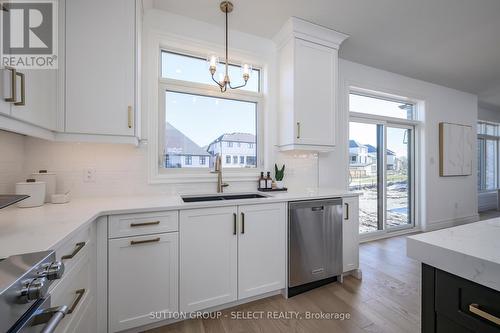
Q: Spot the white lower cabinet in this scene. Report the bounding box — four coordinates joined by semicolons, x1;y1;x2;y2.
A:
238;203;286;299
180;203;287;312
180;206;238;312
108;232;178;332
342;196;360;273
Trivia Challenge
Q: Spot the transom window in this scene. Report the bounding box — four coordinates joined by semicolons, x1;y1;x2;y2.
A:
157;49;261;174
161;51;260;93
350;92;416;120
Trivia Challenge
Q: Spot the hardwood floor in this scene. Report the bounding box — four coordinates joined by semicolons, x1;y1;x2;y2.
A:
146;235;421;333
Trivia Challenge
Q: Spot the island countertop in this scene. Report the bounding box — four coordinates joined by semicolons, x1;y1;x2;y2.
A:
407;218;500;292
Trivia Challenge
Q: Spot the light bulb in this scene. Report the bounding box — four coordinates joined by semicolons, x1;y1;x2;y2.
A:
207;54;219;74
242;63;252;81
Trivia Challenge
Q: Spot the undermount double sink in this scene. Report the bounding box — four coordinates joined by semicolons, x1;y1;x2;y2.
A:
182;193;268;203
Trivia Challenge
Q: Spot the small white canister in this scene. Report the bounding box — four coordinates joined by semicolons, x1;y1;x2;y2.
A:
15;179;46;208
31;170;56;203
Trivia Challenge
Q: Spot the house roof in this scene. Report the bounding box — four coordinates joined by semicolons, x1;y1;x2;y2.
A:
349;140;362;148
214;133;256;143
351;141;396;156
165;122;211;156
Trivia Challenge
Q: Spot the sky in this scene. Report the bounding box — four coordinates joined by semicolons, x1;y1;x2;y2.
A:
166;91;256;147
349;94;412;157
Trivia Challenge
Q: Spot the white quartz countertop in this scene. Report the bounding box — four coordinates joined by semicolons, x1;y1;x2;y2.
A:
407;219;500;291
0;188;358;259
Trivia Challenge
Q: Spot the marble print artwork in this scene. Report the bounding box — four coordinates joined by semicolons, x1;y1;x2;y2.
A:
440;122;473;176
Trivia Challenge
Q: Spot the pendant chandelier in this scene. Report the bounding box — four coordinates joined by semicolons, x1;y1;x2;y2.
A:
207;1;252;92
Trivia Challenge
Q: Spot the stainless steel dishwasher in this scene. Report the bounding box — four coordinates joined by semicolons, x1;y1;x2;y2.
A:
288;198;343;297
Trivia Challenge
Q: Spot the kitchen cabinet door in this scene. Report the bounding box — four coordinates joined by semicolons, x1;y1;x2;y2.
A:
342;196;360;273
10;69;57;130
293;38;337;147
108;233;178;332
180;206;238;312
0;68;13;116
65;0;135;136
237;203;287;299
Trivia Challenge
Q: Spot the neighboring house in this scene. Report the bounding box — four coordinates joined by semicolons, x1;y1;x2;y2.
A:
349;140;374;177
207;133;256;168
164;122;211;168
349;140;400;176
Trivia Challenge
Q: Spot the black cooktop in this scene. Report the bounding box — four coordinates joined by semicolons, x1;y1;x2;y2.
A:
0;195;30;209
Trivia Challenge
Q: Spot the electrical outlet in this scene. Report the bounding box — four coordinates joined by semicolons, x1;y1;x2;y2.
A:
84;168;96;183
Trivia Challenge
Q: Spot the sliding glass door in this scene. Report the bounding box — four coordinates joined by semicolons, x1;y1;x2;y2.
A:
386;125;412;229
349;120;414;235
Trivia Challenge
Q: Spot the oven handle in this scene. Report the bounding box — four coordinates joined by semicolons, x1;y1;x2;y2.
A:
39;305;68;333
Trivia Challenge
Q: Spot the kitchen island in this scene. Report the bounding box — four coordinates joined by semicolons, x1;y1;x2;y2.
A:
407;219;500;332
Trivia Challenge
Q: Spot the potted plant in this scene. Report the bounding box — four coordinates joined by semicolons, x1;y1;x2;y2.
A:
274;164;285;189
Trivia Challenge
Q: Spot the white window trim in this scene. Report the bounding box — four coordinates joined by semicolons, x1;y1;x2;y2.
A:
147;32;264;184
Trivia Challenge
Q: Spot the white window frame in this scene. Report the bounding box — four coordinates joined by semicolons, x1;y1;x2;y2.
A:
347;87;422;241
147;33;264;184
477;121;500;192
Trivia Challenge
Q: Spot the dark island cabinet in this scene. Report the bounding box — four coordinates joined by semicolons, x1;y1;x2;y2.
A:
422;264;500;333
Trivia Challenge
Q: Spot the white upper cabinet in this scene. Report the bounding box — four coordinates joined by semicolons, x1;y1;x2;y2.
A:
275;18;348;151
65;0;136;137
10;69;57;130
237;203;286;299
0;68;13;116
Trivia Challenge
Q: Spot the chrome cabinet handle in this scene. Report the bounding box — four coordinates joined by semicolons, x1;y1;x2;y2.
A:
14;71;25;106
130;237;160;245
67;289;85;314
233;213;237;235
241;212;245;234
469;303;500;326
296;122;301;139
127;105;133;128
344;203;349;220
61;242;85;260
37;305;69;333
4;67;16;102
130;221;160;227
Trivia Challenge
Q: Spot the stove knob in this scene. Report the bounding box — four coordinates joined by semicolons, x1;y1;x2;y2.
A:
41;261;65;280
19;277;49;303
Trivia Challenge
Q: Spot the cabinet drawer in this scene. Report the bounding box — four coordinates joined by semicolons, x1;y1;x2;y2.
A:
435;269;500;332
51;251;92;332
109;211;178;238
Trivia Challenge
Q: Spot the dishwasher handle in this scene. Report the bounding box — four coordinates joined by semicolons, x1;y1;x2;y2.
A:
311;206;324;211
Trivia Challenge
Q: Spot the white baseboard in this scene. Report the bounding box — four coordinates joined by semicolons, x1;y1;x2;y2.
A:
423;214;479;232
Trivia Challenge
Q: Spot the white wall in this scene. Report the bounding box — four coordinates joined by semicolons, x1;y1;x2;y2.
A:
326;59;479;230
478;104;500;123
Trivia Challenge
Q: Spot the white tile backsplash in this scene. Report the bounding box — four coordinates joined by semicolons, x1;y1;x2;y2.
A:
0;130;320;197
0;131;25;194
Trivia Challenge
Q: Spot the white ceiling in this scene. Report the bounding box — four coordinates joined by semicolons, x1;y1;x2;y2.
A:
152;0;500;108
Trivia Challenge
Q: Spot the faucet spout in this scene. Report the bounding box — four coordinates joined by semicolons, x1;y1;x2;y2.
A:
213;154;229;193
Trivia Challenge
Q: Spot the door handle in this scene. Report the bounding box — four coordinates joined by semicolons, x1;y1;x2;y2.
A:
14;71;25;106
296;122;301;139
67;289;86;314
344;203;349;220
127;105;133;128
241;212;245;234
130;221;160;227
233;213;237;235
130;237;160;245
469;303;500;326
4;67;16;102
61;242;86;260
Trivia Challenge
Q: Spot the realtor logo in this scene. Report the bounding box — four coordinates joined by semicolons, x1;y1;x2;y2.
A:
1;0;58;69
